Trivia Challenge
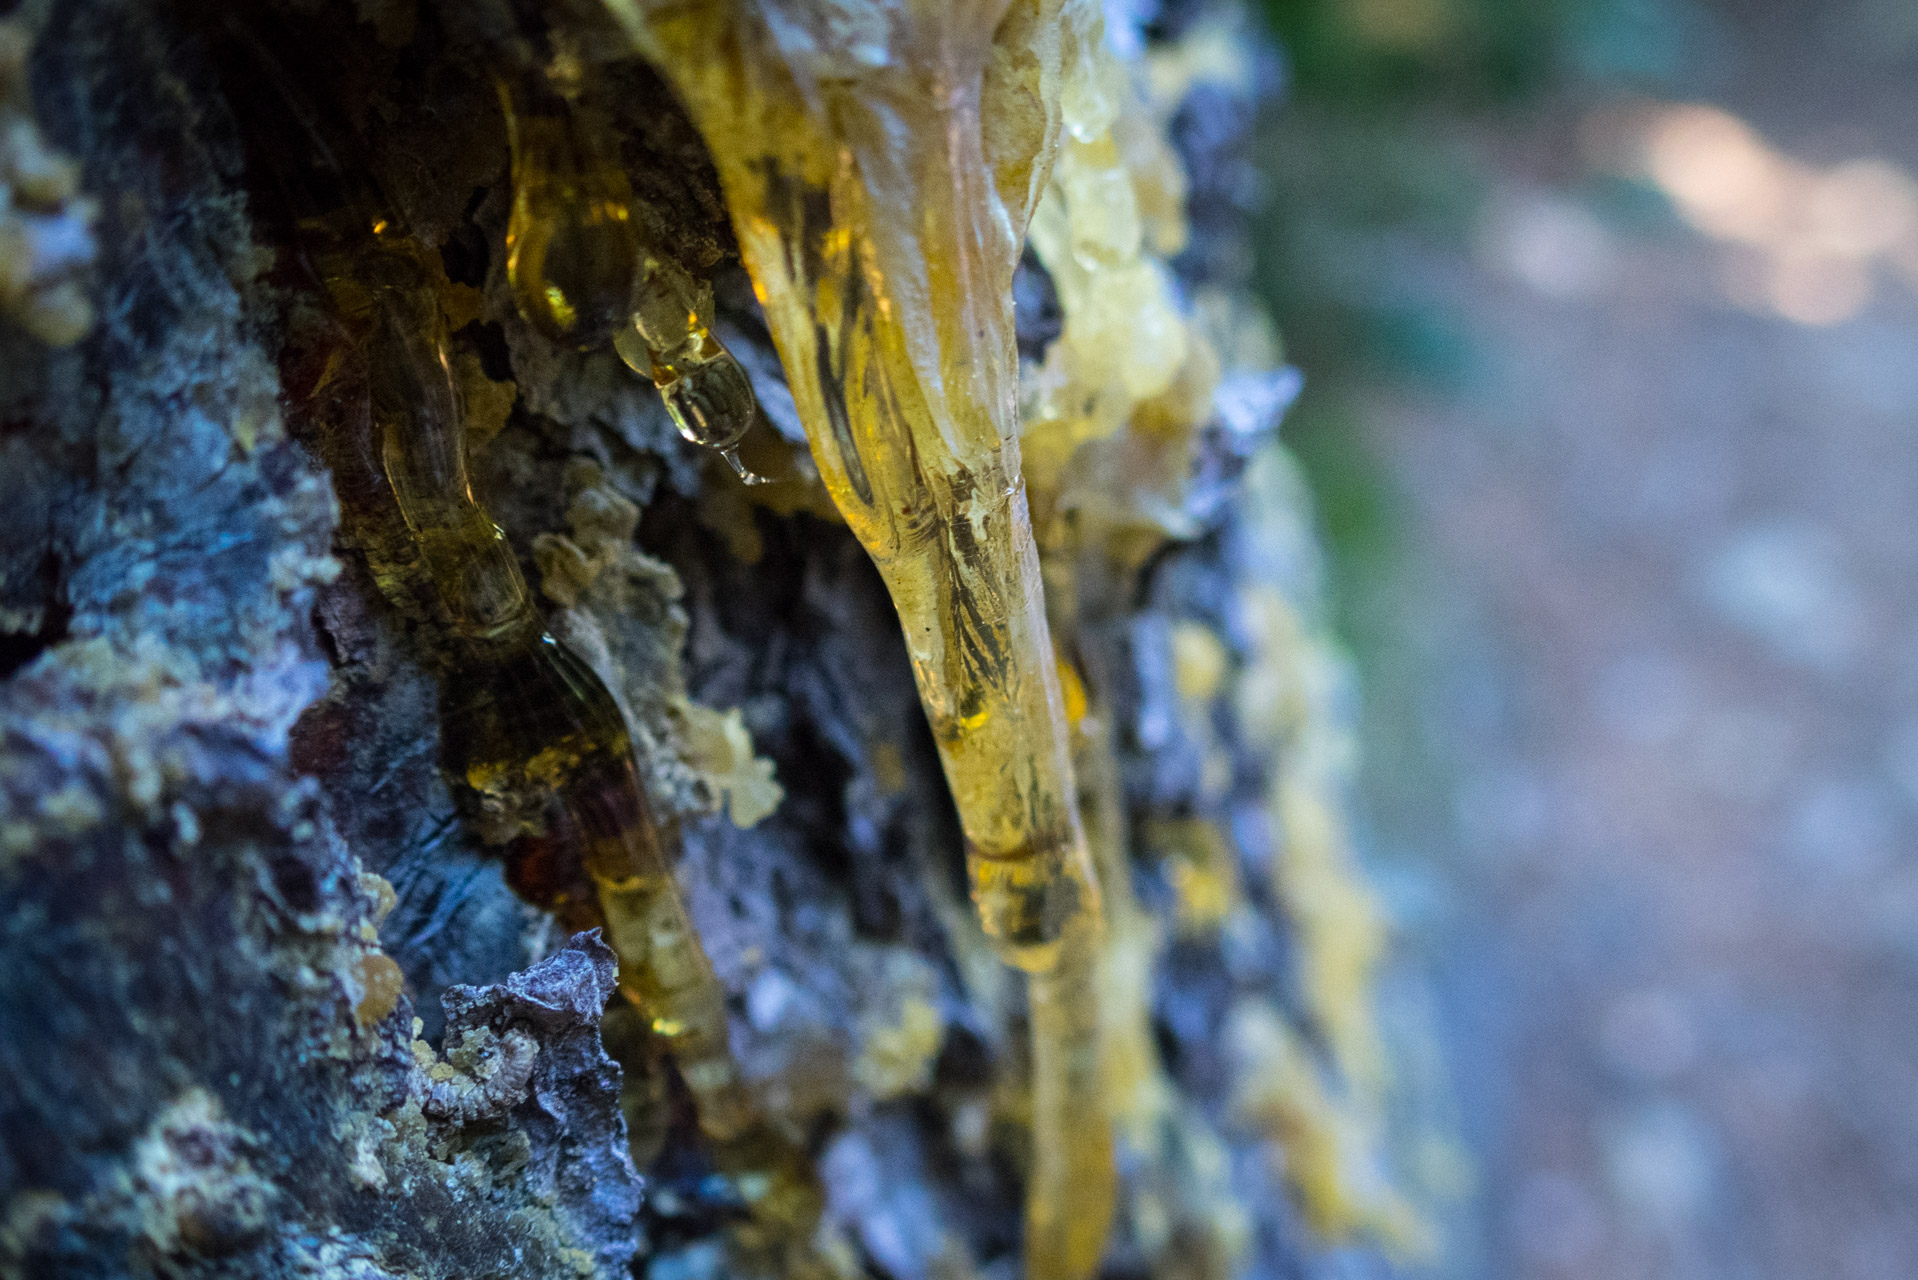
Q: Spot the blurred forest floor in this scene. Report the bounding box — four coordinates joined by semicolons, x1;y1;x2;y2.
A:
1256;0;1918;1276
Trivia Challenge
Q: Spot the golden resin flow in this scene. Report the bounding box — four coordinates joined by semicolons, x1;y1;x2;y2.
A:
228;29;821;1262
606;2;1117;1276
349;231;826;1268
320;221;762;1148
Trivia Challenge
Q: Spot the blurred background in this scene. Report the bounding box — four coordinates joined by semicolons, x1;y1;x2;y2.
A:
1248;0;1918;1276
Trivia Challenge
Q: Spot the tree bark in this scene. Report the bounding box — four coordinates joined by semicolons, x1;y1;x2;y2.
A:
0;4;1406;1279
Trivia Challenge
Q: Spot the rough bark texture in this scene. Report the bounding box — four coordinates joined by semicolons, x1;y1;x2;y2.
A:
0;3;1398;1279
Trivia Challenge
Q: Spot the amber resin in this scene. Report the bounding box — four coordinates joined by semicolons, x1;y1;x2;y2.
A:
1025;923;1116;1280
224;23;768;1165
607;4;1117;1276
501;72;644;351
316;162;828;1280
218;22;829;1267
609;0;1104;972
316;237;752;1144
1013;11;1427;1259
616;240;769;486
1012;13;1249;1270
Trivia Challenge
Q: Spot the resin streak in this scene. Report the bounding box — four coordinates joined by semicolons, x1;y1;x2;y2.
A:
494;54;829;1274
245;44;764;1152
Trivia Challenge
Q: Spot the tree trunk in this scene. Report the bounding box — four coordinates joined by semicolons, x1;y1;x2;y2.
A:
0;3;1423;1278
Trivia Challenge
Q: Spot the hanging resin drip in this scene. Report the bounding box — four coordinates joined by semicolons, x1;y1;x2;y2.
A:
606;3;1116;1276
608;0;1099;970
615;251;768;485
500;64;768;483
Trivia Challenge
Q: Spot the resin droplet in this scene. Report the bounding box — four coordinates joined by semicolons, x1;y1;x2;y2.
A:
501;77;641;349
498;67;767;482
616;256;768;483
662;359;765;478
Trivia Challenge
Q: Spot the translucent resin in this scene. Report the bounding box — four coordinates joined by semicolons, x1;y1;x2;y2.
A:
501;66;768;481
609;0;1104;973
606;4;1115;1275
317;228;758;1143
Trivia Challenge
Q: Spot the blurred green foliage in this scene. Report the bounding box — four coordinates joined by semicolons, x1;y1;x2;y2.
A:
1252;0;1700;638
1260;0;1568;106
1260;0;1703;108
